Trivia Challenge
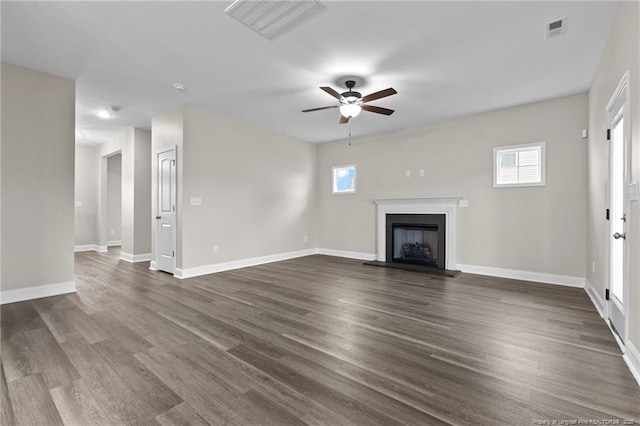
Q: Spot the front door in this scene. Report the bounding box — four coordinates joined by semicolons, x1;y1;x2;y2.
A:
606;73;629;343
156;148;176;274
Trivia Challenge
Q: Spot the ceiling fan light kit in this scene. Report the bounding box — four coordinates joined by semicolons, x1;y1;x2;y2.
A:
303;79;397;124
339;103;361;118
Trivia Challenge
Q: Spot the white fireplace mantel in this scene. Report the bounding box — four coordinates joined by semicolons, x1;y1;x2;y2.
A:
374;197;461;270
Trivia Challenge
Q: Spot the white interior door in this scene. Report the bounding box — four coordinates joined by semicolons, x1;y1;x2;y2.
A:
606;74;629;343
156;148;176;274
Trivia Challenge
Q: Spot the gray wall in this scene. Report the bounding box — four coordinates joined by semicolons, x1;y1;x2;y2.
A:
317;94;588;279
133;129;152;255
121;128;152;257
587;1;640;351
181;105;317;269
74;144;98;246
107;153;122;244
151;105;317;271
1;62;75;294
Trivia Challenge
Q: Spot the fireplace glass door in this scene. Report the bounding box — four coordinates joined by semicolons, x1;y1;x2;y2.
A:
385;214;446;269
392;225;439;266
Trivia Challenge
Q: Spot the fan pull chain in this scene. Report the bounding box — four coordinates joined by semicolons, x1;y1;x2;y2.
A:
348;122;352;146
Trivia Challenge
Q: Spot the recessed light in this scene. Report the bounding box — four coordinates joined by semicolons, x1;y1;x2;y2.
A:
96;110;112;119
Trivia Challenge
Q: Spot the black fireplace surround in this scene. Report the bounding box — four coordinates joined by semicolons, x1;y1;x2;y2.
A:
385;214;446;270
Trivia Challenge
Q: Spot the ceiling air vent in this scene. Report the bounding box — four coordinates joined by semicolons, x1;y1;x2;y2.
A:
225;0;326;40
545;17;567;39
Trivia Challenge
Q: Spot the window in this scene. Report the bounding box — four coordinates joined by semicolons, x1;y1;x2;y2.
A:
493;142;546;188
332;165;356;194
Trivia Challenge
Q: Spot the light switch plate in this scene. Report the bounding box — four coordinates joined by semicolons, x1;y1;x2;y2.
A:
419;169;425;177
630;181;639;202
459;200;469;208
405;170;410;178
190;197;202;206
75;201;83;207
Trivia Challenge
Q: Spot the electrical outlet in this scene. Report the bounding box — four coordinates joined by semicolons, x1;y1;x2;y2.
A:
110;229;116;235
459;200;469;208
419;169;425;177
304;235;308;242
405;170;410;178
213;245;219;254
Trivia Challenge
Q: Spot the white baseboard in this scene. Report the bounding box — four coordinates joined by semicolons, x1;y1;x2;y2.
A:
120;252;152;263
75;244;108;253
584;279;605;318
107;240;122;247
584;282;639;388
317;248;377;261
457;263;585;288
0;281;76;305
623;340;640;387
175;248;318;279
149;261;157;271
312;253;585;288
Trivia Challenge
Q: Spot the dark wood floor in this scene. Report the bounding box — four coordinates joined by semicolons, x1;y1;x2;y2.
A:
1;249;639;425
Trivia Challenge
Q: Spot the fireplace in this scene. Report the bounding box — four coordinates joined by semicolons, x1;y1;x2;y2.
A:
386;214;446;269
373;197;460;274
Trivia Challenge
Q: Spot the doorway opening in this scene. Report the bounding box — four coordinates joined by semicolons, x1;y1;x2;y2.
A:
106;153;122;250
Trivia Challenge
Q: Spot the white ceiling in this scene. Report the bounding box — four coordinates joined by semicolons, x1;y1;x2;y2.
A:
2;1;619;143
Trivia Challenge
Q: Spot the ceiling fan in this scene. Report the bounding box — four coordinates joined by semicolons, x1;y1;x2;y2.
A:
302;80;397;124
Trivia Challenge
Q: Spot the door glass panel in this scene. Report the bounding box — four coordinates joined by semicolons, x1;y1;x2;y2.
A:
611;116;624;304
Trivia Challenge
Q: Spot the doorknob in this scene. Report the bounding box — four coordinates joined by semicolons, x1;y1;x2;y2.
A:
613;232;626;240
155;215;161;220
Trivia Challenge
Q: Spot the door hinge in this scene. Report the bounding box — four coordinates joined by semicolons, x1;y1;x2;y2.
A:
173;251;175;258
606;208;610;220
605;289;610;301
606;129;611;140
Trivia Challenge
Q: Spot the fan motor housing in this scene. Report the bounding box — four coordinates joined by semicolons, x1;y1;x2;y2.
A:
341;80;361;100
341;91;362;100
